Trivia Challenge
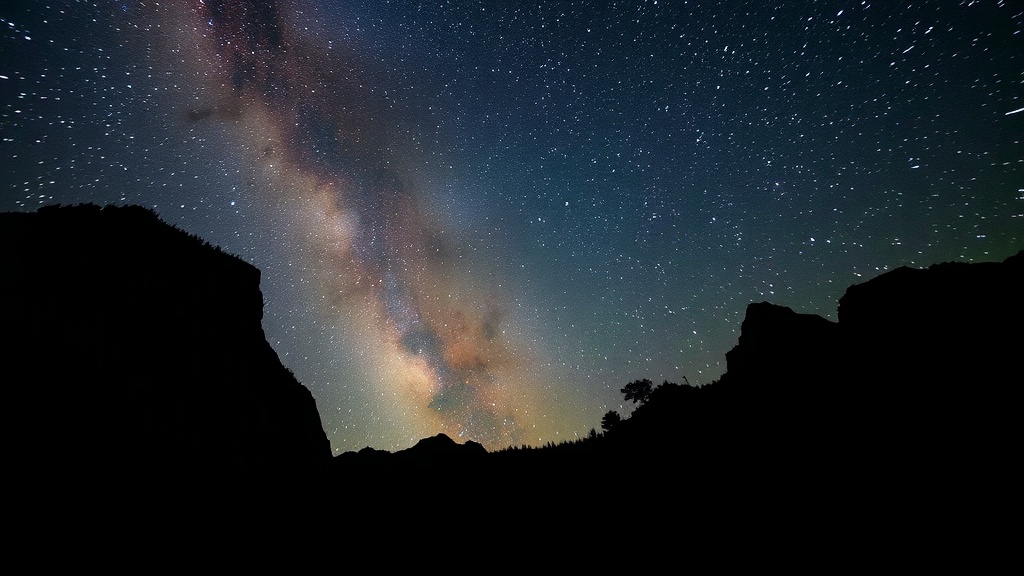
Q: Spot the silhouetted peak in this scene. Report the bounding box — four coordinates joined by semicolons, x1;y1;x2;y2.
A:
725;301;840;388
838;251;1022;327
740;301;838;337
836;251;1022;390
402;433;488;456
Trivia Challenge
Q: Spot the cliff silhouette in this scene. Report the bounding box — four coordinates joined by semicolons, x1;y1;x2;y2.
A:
0;204;331;515
720;251;1022;455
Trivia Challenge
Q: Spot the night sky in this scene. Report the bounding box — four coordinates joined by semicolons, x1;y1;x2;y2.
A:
2;0;1021;454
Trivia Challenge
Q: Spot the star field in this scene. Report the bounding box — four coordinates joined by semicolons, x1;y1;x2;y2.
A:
2;0;1021;453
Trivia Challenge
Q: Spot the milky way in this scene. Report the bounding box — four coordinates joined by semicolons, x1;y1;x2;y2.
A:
164;0;556;449
2;1;1021;453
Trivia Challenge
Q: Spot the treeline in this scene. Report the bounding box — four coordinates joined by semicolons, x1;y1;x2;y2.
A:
492;378;688;456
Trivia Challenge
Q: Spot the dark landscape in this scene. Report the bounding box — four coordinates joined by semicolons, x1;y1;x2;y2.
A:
2;203;1020;536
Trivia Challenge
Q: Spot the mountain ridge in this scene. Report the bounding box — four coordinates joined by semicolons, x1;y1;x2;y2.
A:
2;203;1019;529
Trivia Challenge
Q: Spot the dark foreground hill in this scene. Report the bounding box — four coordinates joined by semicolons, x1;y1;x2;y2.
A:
330;248;1023;527
2;204;1020;545
0;204;332;511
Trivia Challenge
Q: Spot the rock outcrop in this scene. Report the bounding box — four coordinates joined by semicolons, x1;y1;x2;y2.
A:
0;204;332;501
838;252;1023;389
721;250;1021;399
715;250;1022;478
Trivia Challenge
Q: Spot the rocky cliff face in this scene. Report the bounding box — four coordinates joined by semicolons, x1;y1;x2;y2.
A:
838;252;1023;389
0;204;331;498
723;250;1021;397
717;250;1022;481
725;301;843;395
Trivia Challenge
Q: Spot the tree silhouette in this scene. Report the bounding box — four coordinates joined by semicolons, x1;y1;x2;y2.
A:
621;378;653;405
601;410;622;432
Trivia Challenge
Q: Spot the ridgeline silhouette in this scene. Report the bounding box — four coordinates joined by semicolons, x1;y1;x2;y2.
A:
2;204;1020;527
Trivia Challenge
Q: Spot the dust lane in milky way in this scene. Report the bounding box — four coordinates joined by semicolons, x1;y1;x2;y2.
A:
168;0;554;449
